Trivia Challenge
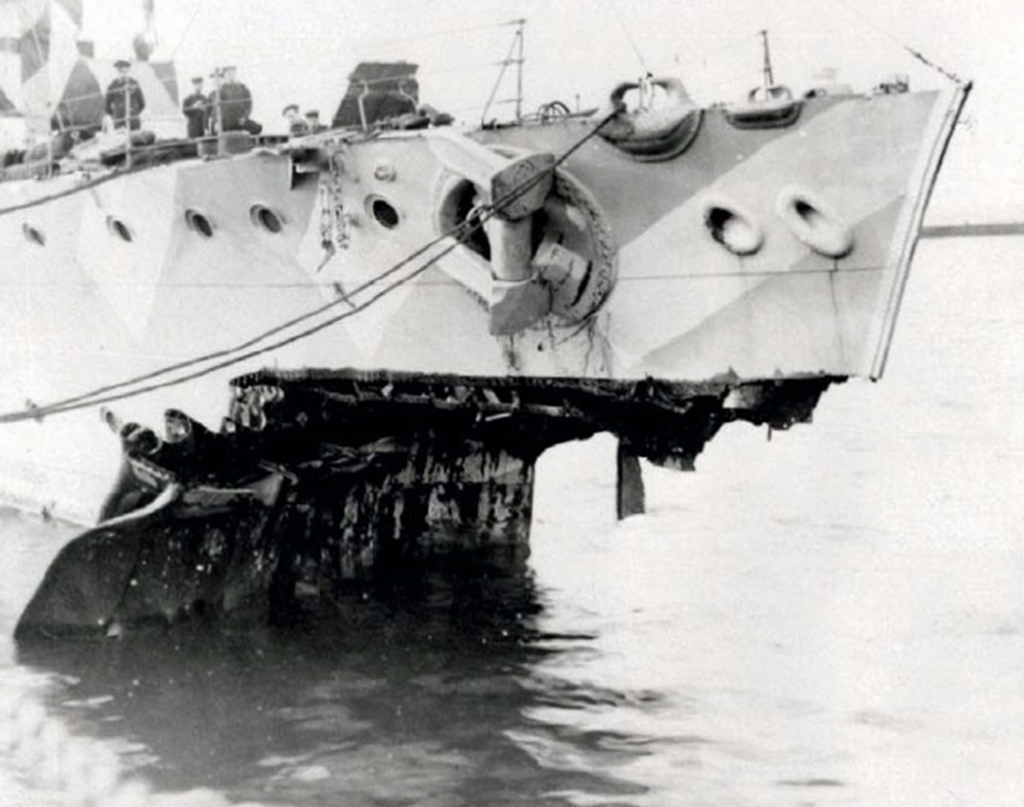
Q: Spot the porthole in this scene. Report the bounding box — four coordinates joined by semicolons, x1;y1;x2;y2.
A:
776;186;853;258
367;196;400;229
185;208;215;238
700;196;764;256
106;216;134;243
250;204;283;234
22;223;45;246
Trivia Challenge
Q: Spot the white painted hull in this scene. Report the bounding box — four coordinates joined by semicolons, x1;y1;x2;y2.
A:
0;86;968;523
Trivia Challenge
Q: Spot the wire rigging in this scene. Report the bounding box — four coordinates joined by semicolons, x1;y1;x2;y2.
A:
820;0;964;85
355;17;524;51
479;24;521;124
0;110;619;425
608;0;650;76
167;0;207;60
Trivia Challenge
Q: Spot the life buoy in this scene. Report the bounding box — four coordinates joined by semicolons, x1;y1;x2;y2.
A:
776;185;853;259
599;77;702;162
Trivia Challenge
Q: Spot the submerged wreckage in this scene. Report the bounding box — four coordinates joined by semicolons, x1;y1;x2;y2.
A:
18;370;834;636
0;5;969;636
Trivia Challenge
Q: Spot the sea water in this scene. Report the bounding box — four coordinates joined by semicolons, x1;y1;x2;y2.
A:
0;236;1022;806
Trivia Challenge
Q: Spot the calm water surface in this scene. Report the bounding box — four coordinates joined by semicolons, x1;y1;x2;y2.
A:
2;237;1024;806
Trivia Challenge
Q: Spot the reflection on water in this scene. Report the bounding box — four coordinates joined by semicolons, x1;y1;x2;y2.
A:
3;237;1024;806
3;551;656;807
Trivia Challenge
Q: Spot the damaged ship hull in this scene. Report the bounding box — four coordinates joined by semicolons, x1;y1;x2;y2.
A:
15;368;835;638
0;85;968;525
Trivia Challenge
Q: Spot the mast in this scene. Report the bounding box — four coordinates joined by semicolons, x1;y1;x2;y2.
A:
480;18;526;126
514;18;524;122
760;29;774;87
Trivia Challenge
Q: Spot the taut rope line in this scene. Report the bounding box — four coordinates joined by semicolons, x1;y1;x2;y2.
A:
0;111;618;424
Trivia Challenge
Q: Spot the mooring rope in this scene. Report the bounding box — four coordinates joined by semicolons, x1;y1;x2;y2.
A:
0;111;618;425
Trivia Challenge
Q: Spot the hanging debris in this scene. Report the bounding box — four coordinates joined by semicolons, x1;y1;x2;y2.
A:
15;368;835;639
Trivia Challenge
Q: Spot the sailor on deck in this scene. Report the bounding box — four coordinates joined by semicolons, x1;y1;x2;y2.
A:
182;76;209;139
104;60;146;131
210;67;260;134
282;104;309;136
304;110;327;134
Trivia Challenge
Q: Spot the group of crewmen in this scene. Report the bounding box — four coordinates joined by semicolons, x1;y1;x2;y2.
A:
106;59;324;140
183;69;325;139
180;68;262;138
282;104;327;137
106;59;262;137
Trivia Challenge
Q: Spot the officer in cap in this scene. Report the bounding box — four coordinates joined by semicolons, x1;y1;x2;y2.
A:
209;66;260;133
182;76;209;139
104;59;146;130
282;103;309;136
304;110;327;134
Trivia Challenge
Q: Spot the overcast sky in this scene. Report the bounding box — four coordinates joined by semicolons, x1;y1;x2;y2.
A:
79;0;1023;224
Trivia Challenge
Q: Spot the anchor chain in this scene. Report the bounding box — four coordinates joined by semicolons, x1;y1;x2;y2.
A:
318;150;350;254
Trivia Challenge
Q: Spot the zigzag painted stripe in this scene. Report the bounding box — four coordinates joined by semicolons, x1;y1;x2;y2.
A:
19;6;49;83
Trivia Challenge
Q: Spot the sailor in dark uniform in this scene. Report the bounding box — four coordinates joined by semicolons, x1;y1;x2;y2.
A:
182;76;209;139
210;66;260;133
104;59;146;130
282;103;309;136
304;110;327;134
